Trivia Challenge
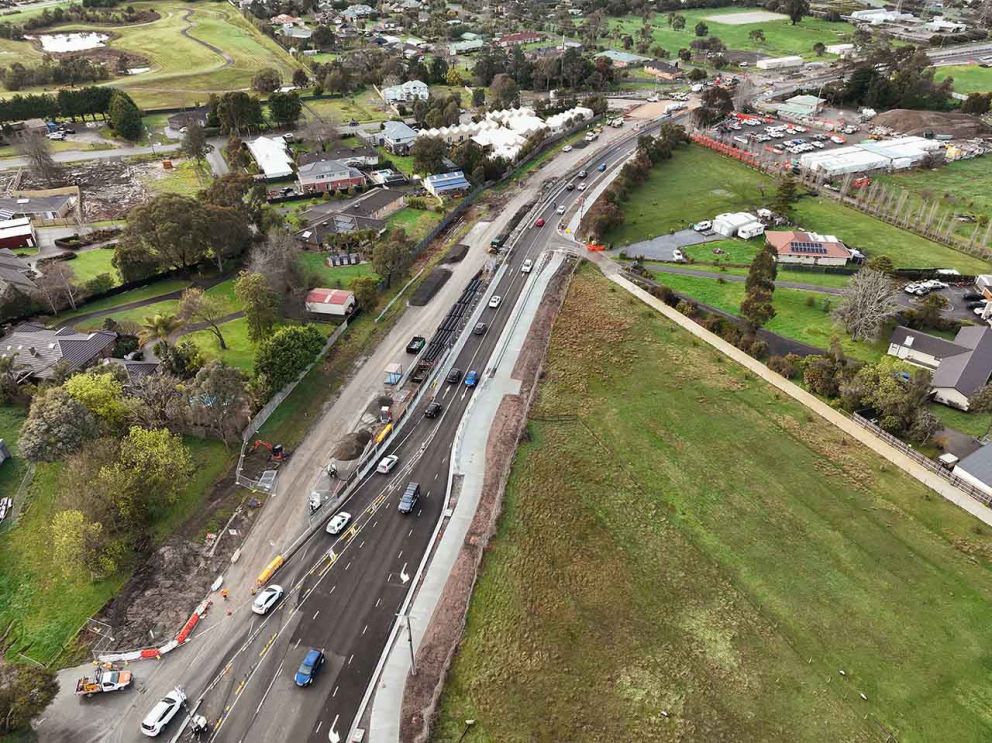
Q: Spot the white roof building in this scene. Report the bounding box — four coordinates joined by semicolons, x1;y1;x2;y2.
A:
755;56;803;70
472;127;528;161
799;136;943;175
850;8;918;23
713;212;760;238
545;106;594;133
246;135;294;180
381;79;429;103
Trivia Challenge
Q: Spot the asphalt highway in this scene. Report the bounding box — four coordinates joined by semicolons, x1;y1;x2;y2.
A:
188;121;661;743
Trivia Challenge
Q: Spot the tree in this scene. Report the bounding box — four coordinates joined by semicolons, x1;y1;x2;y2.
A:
234;271;279;343
155;337;202;379
292;68;309;88
350;275;379;311
833;268;900;341
0;659;58;736
204;203;252;272
372;229;412;288
490;73;519;109
108;90;142;140
50;509;105;580
254;324;326;395
33;261;80;313
188;361;251;443
252;67;282;93
411;135;446;174
119;193;212;273
865;255;894;274
692;84;733;127
748;29;765;44
446;67;463;86
15;133;62;185
813;41;826;56
213;92;264;135
139;313;182;347
106;426;193;525
671;14;686;31
64;371;129;430
247;229;306;297
177;288;228;350
969;384;992;415
842;358;938;442
268;90;303;128
962;92;992;115
914;292;950;329
19;387;99;462
472;87;485;107
694;21;708;37
181;122;208;164
771;175;799;215
741;244;777;330
785;0;810;25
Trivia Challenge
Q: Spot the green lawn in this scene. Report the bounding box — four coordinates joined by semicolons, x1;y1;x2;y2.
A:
304;90;389;123
142;159;212;197
387;207;443;241
51;278;190;325
611;9;853;60
75;298;179;332
607;145;992;274
653;271;884;360
931;404;992;439
875;157;992;224
0;1;300;109
682;238;759;265
934;64;992;94
436;266;992;741
714;264;855;289
377;147;415;175
0;436;230;665
184;317;333;373
65;249;121;285
298;253;377;287
0;405;27;504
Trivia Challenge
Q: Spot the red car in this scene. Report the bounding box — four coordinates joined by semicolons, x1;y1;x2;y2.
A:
534;217;545;228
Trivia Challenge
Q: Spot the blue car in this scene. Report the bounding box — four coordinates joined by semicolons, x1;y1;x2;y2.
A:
597;162;607;172
294;648;325;687
464;370;478;387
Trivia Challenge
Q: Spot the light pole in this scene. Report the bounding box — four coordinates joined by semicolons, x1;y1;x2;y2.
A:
397;609;416;675
456;719;476;743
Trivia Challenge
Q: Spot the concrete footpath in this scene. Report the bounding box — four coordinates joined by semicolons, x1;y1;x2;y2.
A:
366;251;566;741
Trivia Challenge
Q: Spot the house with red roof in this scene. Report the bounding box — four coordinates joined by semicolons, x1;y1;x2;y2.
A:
306;288;356;317
764;230;852;267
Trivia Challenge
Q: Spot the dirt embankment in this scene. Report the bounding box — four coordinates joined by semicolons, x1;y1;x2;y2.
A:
398;256;578;742
871;109;991;138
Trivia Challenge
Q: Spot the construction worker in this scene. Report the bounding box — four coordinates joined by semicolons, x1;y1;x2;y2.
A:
221;588;229;601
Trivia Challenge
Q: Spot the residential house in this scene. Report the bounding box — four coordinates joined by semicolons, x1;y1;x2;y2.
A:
713;212;763;239
0;193;75;221
927;16;967;32
0;119;48;144
496;31;543;47
107;357;161;386
764;230;851;266
380;79;429;104
643;60;683;81
0;218;36;251
246;135;294;180
297;213;384;248
270;13;303;24
343;187;406;219
952;444;992;497
886;325;992;410
167;106;210;131
0;323;116;382
0;248;35;296
306;288;356;317
342;3;375;19
297;159;367;194
280;25;314;40
595;49;650;68
423;170;470;197
370;120;418;154
449;39;484;54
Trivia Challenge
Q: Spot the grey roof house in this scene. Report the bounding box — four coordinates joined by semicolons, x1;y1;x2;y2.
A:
0;323;116;382
0;249;35;295
369;120;418;154
953;444;992;496
887;325;992;410
0;193;75;221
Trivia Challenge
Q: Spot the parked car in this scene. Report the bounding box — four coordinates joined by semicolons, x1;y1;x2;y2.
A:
294;648;325;687
140;687;186;737
406;336;426;354
325;512;351;535
473;322;487;335
693;220;712;232
46;131;65;141
489;295;502;309
974;305;988;316
672;249;685;262
425;401;442;418
252;585;284;615
963;292;983;301
967;301;987;310
464;370;479;387
830;135;846;145
446;368;462;384
521;259;534;273
377;454;399;474
562;144;573;152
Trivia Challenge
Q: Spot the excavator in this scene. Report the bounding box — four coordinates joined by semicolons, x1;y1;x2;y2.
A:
249;440;287;462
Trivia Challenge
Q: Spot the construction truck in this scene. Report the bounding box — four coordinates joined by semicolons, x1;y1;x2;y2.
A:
75;667;133;697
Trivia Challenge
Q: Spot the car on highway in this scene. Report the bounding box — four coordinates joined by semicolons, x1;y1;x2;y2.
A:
534;217;545;227
576;182;586;191
473;322;487;335
578;170;587;178
406;336;426;354
140;687;186;737
556;205;566;214
597;163;607;172
425;401;442;418
565;183;575;191
377;454;399;473
325;512;352;535
489;295;502;309
464;370;479;387
398;482;420;514
252;584;284;615
446;368;462;384
521;259;534;273
294;648;325;687
562;144;573;152
693;220;712;232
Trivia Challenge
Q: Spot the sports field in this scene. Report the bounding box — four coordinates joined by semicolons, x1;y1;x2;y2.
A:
934;64;992;94
434;267;992;741
0;1;300;109
611;8;852;60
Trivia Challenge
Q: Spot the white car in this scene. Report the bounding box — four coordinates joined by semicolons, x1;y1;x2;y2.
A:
377;454;399;474
562;144;573;152
488;295;502;309
576;182;586;191
903;283;920;295
975;305;988;316
140;687;186;737
521;259;534;273
693;220;712;232
46;131;65;141
672;249;685;262
251;584;284;615
555;205;566;214
325;512;352;535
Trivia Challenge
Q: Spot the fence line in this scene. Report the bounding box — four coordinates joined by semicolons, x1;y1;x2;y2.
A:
850;413;992;508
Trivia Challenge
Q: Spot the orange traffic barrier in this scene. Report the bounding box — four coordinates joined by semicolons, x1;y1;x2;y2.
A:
140;648;161;660
175;613;201;644
255;555;285;588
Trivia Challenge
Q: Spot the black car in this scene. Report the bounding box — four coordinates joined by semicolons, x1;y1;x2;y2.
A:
446;368;462;384
963;292;983;301
425;401;442;418
398;482;420;514
967;301;987;309
565;183;575;191
473;322;487;335
406;336;426;354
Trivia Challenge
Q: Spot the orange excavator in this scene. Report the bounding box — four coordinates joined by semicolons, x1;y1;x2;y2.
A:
250;440;287;462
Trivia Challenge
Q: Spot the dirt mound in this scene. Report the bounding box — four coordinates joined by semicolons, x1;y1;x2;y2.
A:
331;429;372;460
443;244;468;263
871;109;990;138
410;267;451;306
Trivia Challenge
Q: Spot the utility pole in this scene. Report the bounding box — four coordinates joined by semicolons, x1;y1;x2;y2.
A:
397;609;416;675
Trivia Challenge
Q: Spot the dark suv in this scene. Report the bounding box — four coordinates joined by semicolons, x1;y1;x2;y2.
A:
398;482;420;514
406;336;426;354
446;368;462;384
425;401;442;418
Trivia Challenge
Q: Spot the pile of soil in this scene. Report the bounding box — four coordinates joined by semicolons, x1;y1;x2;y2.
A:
442;244;468;263
871;109;991;138
330;429;372;461
410;267;451;306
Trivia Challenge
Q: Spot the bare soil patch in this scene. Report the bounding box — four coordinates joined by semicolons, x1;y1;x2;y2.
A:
871;108;991;138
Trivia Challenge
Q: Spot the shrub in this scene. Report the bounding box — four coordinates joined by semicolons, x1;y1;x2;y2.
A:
767;353;801;379
254;324;326;397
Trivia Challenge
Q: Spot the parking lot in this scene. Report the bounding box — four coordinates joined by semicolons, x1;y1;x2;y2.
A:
901;278;991;325
708;112;872;167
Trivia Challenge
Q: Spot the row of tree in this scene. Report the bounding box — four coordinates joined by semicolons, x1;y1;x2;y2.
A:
0;57;112;91
0;85;138;124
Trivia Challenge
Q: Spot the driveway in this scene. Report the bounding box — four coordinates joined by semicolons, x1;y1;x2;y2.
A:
617;228;722;261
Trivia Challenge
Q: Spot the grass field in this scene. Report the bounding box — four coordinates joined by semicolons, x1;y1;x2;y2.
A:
606;145;992;274
387;206;443;241
931;404;992;439
0;405;27;504
712;263;855;289
875;157;992;224
75;298;179;332
934;64;992;94
611;9;852;60
653;270;884;359
298;253;377;287
184;317;332;373
0;1;300;109
681;238;759;265
0;436;229;665
142;159;211;197
435;267;992;741
66;248;121;285
304;91;390;123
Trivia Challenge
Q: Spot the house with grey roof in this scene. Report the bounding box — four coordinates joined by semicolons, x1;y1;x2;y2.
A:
0;323;116;382
887;325;992;410
369;120;418;154
0;193;75;221
0;249;35;296
953;444;992;496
